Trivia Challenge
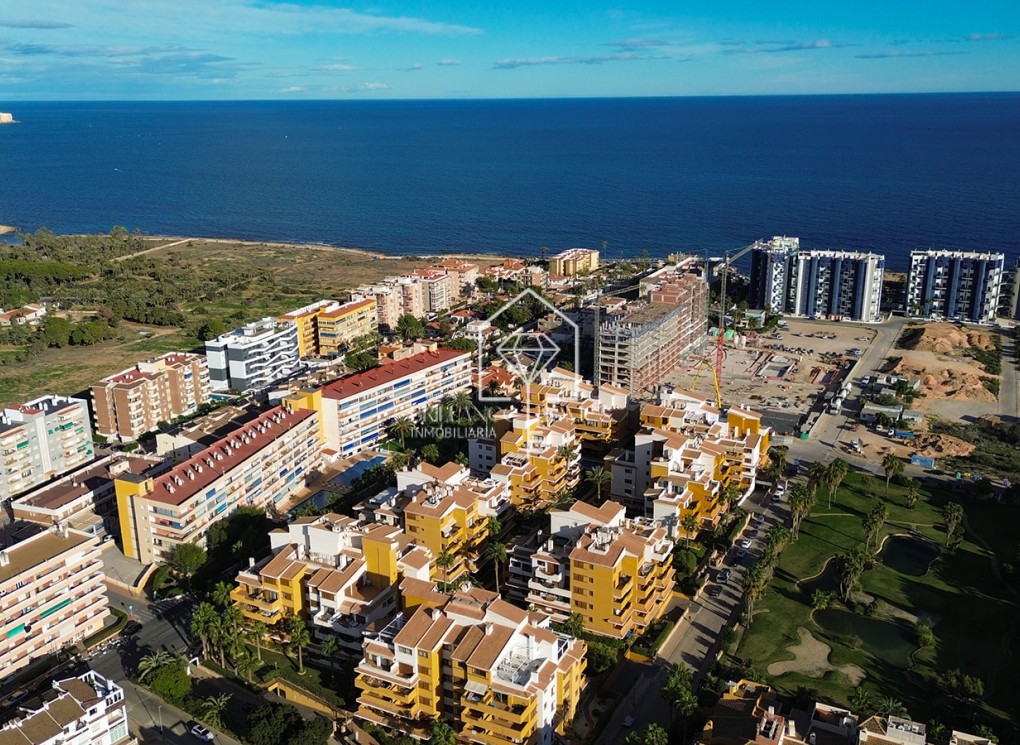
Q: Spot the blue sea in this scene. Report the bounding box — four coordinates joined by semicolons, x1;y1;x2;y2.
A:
1;94;1018;270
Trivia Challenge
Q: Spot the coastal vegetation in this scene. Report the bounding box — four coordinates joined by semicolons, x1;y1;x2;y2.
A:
0;229;498;407
732;470;1019;740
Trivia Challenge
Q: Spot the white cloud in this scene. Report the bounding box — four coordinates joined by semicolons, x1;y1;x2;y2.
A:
437;58;461;66
312;62;358;72
494;52;665;69
346;81;388;91
279;85;305;92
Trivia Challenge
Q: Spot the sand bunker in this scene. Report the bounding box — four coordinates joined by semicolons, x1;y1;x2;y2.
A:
767;627;866;685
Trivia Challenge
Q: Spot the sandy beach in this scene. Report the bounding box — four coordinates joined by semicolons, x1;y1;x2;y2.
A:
0;225;16;234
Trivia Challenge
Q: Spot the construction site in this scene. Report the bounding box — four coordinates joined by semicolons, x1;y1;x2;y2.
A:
666;318;876;436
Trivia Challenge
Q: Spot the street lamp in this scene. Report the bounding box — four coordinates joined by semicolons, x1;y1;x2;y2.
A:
158;705;163;733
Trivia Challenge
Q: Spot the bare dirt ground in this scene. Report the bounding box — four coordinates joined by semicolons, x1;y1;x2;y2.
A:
767;627;866;685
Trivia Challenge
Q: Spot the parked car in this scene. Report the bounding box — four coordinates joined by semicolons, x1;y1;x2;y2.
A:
122;621;143;637
190;724;215;742
735;548;748;560
753;515;766;528
740;537;753;550
706;584;723;597
718;568;731;583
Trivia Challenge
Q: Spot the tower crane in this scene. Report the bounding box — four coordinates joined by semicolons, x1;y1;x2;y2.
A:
714;241;760;397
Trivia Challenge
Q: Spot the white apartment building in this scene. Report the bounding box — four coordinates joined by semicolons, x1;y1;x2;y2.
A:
906;249;1005;323
115;404;321;565
295;348;471;458
205;318;302;392
0;526;110;678
0;670;132;745
1;396;95;501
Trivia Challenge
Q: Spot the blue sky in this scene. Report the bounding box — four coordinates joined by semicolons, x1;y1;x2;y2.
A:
0;1;1017;99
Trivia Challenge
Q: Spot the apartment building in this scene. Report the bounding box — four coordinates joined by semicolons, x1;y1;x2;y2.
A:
278;300;337;357
12;455;167;540
287;348;472;458
605;389;768;523
317;298;378;356
401;463;511;584
0;670;132;745
506;500;674;638
232;514;419;653
699;679;785;745
549;248;599;277
748;238;885;322
205;318;302;392
90;353;210;441
115;404;321;565
597;301;693;396
521;367;635;448
0;525;110;678
355;587;587;745
471;411;581;509
352;285;403;330
647;272;708;357
432;259;481;299
905;249;1006;323
1;396;95;502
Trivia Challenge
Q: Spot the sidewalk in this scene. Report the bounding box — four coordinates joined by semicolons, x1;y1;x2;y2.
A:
124;678;245;745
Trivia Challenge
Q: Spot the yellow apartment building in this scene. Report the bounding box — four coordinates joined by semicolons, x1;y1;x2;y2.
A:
521;368;634;448
548;248;599;277
317;298;378;356
356;588;586;745
506;500;674;639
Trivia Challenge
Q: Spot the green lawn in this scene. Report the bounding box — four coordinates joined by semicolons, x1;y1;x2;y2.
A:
736;472;1018;739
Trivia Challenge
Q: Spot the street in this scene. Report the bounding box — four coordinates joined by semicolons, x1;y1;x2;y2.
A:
595;489;789;745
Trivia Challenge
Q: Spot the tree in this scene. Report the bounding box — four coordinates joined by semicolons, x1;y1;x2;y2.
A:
878;696;909;719
742;563;768;622
196;317;227;341
170;542;207;585
487;542;507;593
476;275;498;294
585;641;617;675
680;514;699;545
201;693;232;729
721;481;742;507
487;515;501;539
320;635;341;683
862;502;889;552
234;650;258;683
449;390;473;421
938;667;985;705
436;551;456;588
942;502;964;541
396;314;425;342
421;443;440;463
42;315;73;348
835;547;869;603
248;620;268;662
283;613;311;675
454;451;470;467
764;524;792;553
661;665;697;739
389;416;414;448
344;350;376;371
765;446;788;481
246;703;305;745
585;466;611;500
848;688;874;717
137;650;174;682
191;602;220;660
788;483;814;540
212;580;234;608
624;723;670;745
927;721;947;744
882;452;903;494
428;718;457;745
149;659;192;705
808;461;829;501
825;458;849;508
559;612;585;638
904;479;921;509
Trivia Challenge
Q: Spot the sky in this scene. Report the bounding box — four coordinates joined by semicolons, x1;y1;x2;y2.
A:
0;1;1018;100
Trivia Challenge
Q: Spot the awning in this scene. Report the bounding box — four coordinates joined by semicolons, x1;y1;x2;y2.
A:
465;679;487;695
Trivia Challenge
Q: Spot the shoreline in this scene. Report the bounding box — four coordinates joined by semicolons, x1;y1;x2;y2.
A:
0;225;16;235
140;235;522;262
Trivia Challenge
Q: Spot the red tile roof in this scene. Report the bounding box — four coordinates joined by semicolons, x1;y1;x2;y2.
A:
320;349;469;401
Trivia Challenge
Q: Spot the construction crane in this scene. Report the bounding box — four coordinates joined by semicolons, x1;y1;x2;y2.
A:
714;241;759;399
688;357;722;408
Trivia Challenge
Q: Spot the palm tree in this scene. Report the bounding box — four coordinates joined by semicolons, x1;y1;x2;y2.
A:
882;452;903;494
764;524;792;553
248;620;268;662
212;580;233;608
808;461;829;501
234;650;258;683
389;416;414;448
486;515;501;540
904;479;921;509
862;503;889;552
284;614;311;675
788;484;814;541
741;563;767;624
878;696;909;719
487;542;508;593
765;446;788;482
835;547;869;603
942;502;964;541
721;482;742;507
848;687;874;716
585;466;611;501
422;443;440;463
320;635;341;682
200;693;232;729
680;514;699;545
454;451;470;467
557;445;576;464
436;551;456;588
137;650;174;682
825;458;849;508
450;391;473;423
191;602;219;660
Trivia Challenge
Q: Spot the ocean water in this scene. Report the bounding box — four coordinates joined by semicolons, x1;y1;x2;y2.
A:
0;94;1018;269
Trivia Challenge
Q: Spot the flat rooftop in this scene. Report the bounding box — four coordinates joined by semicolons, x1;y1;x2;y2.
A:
0;529;93;584
13;456;163;513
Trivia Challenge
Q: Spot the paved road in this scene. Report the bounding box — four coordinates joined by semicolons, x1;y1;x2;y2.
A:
595;489;789;744
105;585;195;658
997;323;1019;422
